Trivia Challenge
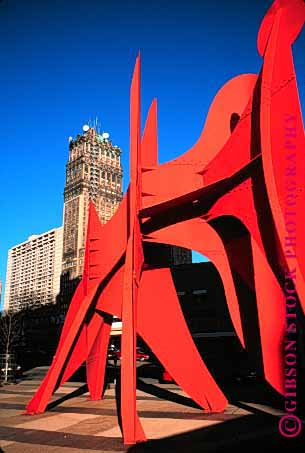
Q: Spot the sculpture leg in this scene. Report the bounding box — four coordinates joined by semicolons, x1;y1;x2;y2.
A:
138;267;228;412
251;238;285;394
120;237;146;444
86;313;112;400
26;284;98;414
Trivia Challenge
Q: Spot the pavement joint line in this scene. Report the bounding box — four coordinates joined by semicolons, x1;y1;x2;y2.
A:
96;417;224;439
238;401;305;422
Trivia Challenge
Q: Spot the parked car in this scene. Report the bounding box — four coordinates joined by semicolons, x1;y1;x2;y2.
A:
114;347;150;362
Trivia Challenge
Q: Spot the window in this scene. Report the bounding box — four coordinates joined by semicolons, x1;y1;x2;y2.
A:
192;289;207;295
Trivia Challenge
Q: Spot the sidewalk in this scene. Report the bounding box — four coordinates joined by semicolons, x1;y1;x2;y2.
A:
0;367;304;452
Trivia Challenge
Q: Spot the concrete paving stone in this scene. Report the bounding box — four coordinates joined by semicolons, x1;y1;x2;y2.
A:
0;438;15;449
0;388;41;394
0;402;26;412
54;406;227;422
0;395;33;403
57;415;118;436
0;415;28;427
46;403;236;423
0;409;23;418
0;387;15;401
233;407;254;415
2;441;127;453
58;396;89;405
0;389;76;400
0;387;33;395
104;394;157;402
19;380;46;385
136;410;225;421
0;427;128;452
61;395;90;403
138;401;200;412
239;401;286;417
223;403;241;413
53;387;86;395
98;417;223;440
17;412;99;431
49;407;117;418
128;395;162;401
0;411;58;428
0;395;11;405
135;400;222;417
18;379;80;386
86;394;115;404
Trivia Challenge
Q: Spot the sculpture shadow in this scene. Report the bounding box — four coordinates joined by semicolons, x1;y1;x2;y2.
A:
136;378;201;410
127;411;305;453
46;383;88;411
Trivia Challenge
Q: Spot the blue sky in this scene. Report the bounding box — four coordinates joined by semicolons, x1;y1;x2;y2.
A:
0;0;304;307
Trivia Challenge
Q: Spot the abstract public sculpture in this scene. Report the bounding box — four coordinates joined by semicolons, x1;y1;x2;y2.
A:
26;0;305;445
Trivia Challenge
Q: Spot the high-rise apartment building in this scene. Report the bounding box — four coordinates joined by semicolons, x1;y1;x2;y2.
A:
3;227;63;312
62;126;123;279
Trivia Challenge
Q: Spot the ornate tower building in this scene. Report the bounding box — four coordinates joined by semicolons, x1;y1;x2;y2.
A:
62;126;123;280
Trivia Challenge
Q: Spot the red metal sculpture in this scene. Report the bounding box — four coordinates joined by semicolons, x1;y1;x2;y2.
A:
26;0;305;445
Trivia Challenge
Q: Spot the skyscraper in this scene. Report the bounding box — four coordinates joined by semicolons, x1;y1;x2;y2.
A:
3;227;63;312
62;126;123;280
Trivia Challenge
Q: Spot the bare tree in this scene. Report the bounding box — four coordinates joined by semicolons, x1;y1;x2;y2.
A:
0;311;22;383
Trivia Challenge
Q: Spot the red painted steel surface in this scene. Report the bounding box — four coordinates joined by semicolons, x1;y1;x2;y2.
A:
26;1;305;445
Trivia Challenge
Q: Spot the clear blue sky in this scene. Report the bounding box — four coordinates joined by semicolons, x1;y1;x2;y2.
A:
0;0;304;308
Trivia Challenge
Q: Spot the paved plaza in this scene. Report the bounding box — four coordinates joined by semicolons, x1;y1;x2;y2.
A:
0;367;304;452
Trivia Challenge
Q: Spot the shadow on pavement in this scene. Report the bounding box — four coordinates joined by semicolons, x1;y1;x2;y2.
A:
46;384;88;411
46;365;115;411
127;412;305;452
136;378;201;409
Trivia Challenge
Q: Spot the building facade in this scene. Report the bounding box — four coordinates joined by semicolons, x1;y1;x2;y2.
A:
62;126;123;280
143;243;192;267
170;262;255;381
168;246;192;265
3;227;63;312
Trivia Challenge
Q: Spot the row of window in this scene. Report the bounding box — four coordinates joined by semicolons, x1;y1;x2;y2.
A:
177;289;208;296
12;248;56;254
12;238;56;251
71;144;120;160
